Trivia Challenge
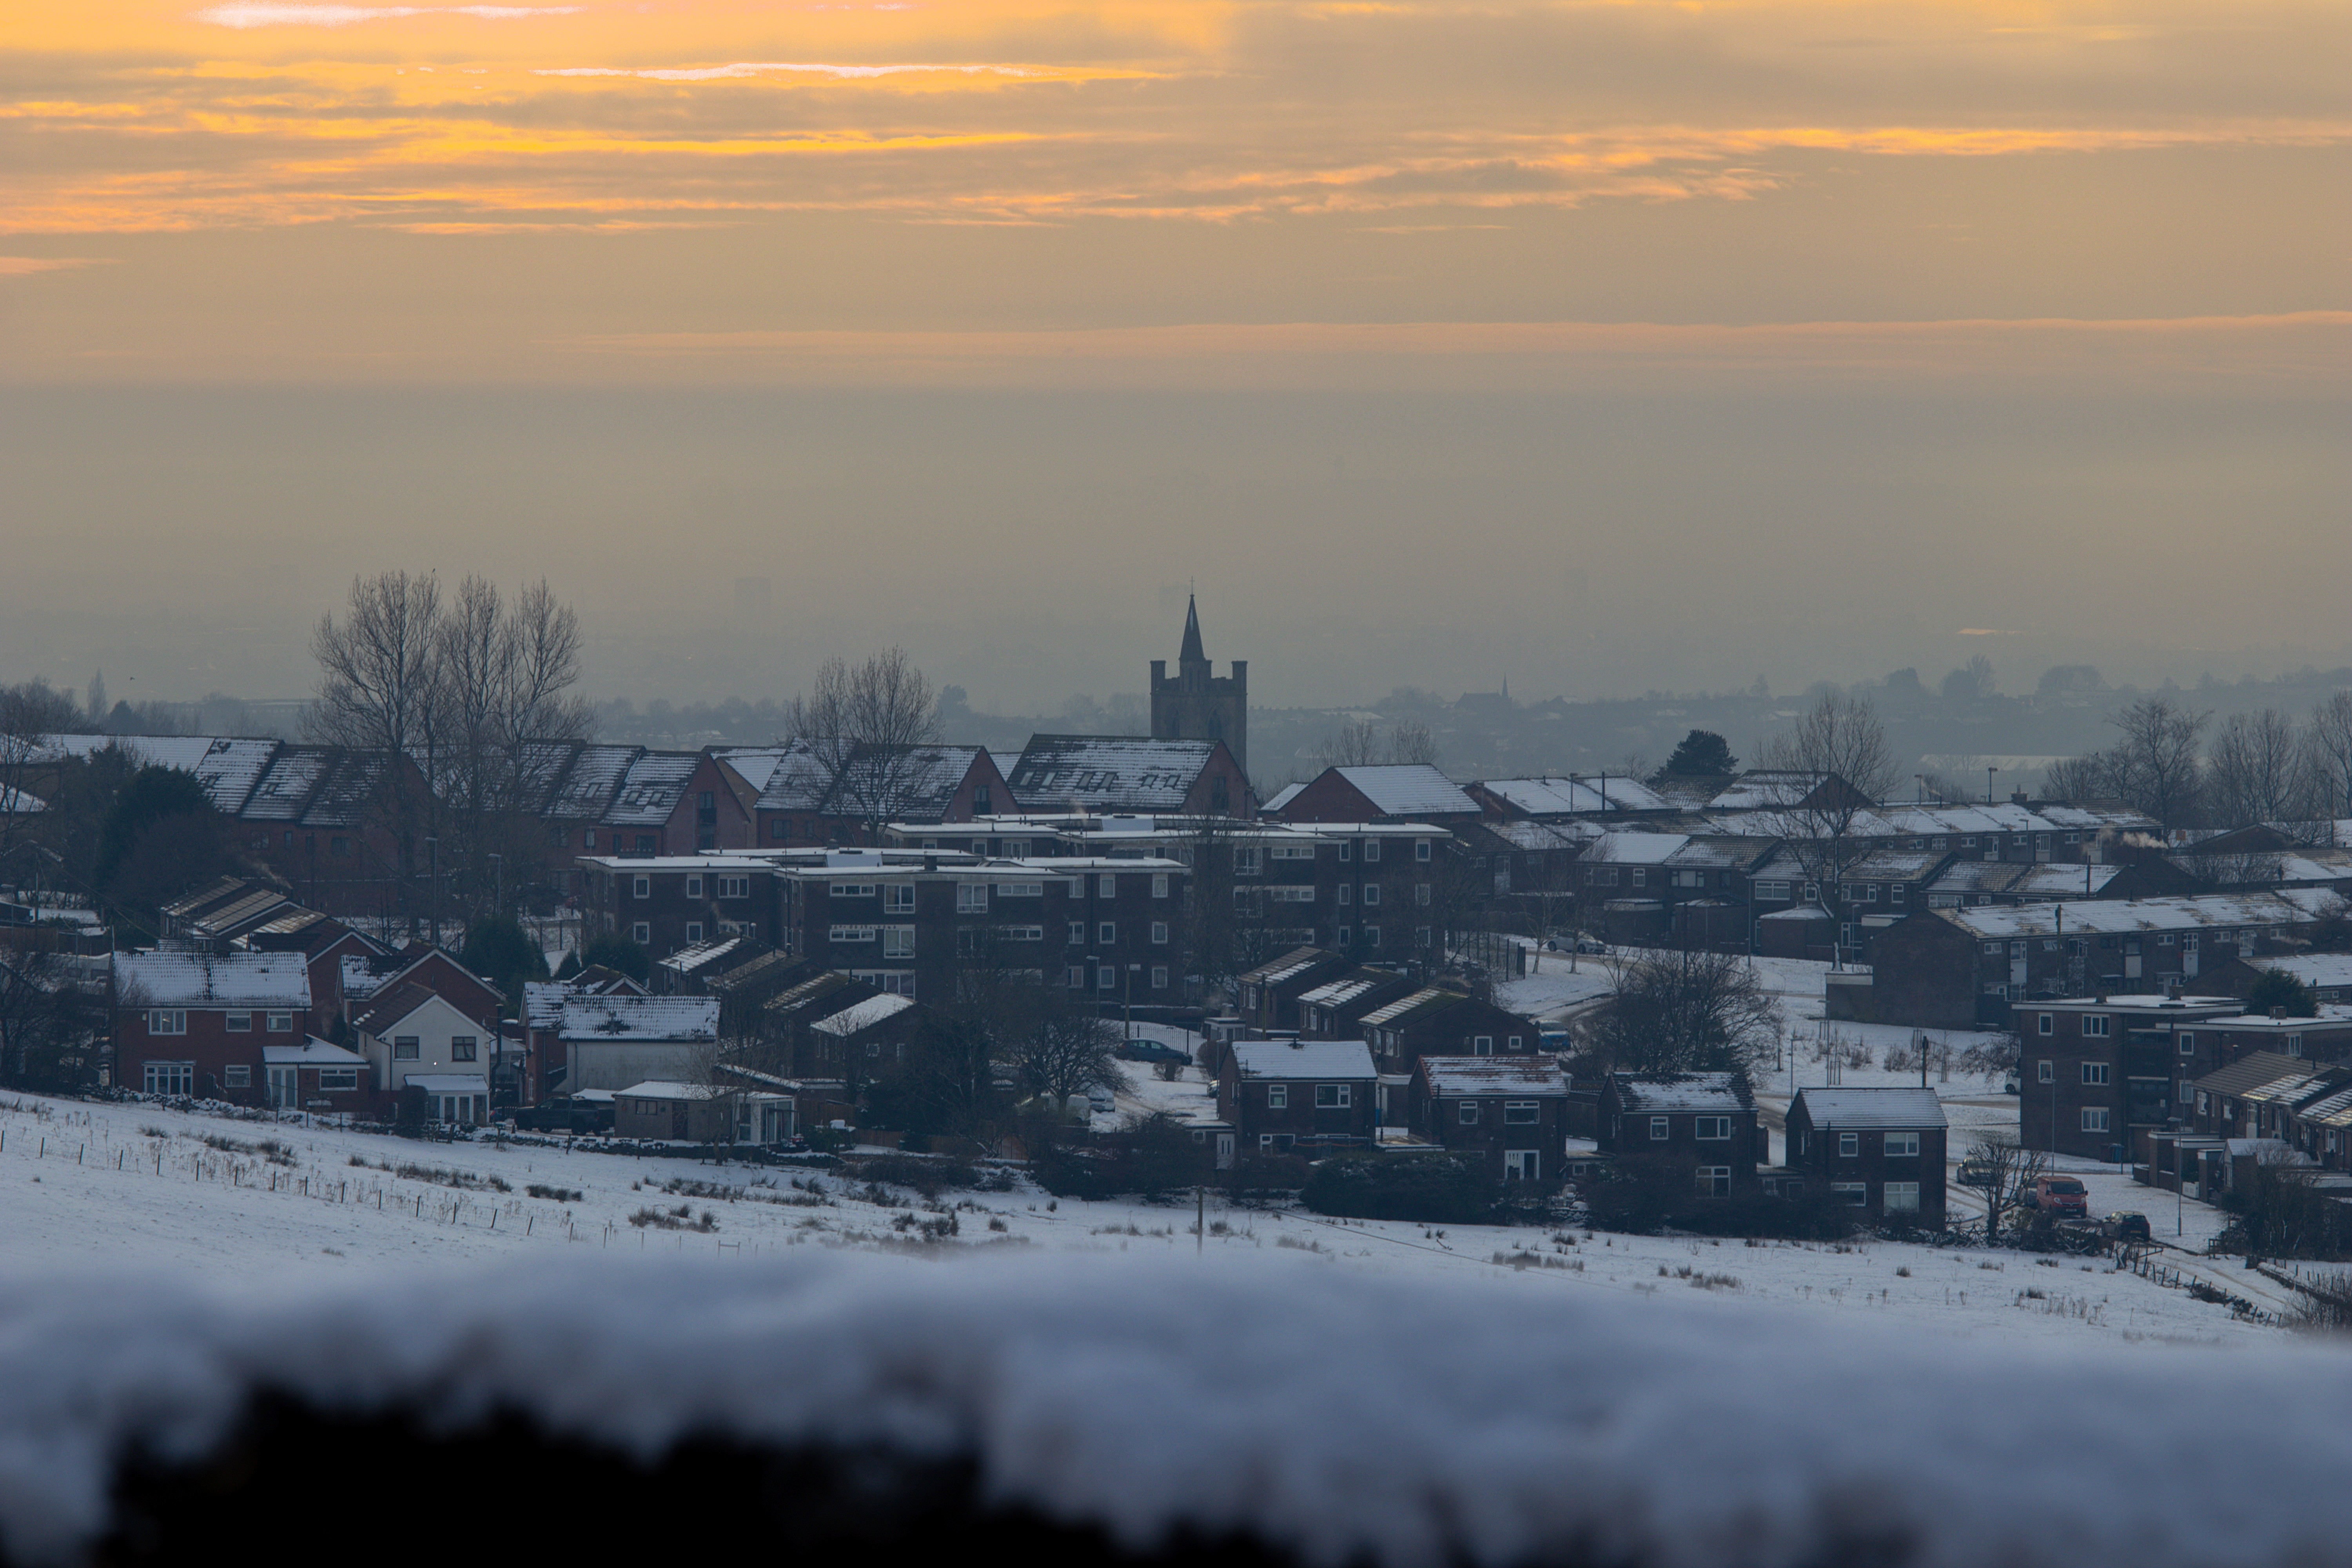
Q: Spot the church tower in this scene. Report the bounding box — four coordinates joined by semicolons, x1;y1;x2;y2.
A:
1149;596;1247;771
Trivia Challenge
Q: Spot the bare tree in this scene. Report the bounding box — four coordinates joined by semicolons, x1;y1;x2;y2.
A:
0;950;102;1092
1006;1002;1123;1105
1588;944;1781;1074
1387;721;1439;768
1757;691;1897;966
2309;691;2352;836
1967;1130;2048;1243
2042;752;2111;804
1316;721;1382;770
2106;695;2208;829
308;571;444;758
2207;708;2317;829
0;680;88;864
788;648;941;844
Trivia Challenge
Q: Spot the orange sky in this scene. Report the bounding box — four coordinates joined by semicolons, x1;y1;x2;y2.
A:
0;2;2345;707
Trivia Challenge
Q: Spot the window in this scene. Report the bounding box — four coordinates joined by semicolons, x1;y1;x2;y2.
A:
319;1069;358;1091
1414;883;1430;907
1336;927;1350;946
999;882;1043;898
1695;1167;1732;1198
631;922;650;945
1362;884;1380;907
2178;1031;2195;1055
884;926;916;959
1630;867;1647;889
1338;842;1352;862
1268;1084;1288;1109
1459;1100;1480;1125
393;1037;420;1060
1588;866;1619;887
684;875;703;899
635;834;657;856
1152;965;1169;991
2082;1014;2111;1037
633;876;651;900
452;1036;478;1063
2081;1062;2109;1086
882;884;915;914
1416;926;1431;949
149;1010;188;1036
222;1064;251;1089
1097;968;1118;992
1065;966;1086;988
956;883;989;914
1000;925;1045;942
1756;880;1790;901
830;883;875;899
2081;1107;2111;1133
2288;1033;2305;1058
829;925;878;944
1338;884;1352;906
1832;1182;1869;1205
2038;1014;2054;1036
1363;840;1381;863
1098;922;1117;945
1504;1151;1541;1181
1152;874;1169;899
1883;1181;1921;1213
1473;1034;1494;1056
1069;921;1087;944
718;875;750;900
143;1062;193;1096
1695;1116;1731;1141
1504;1100;1540;1125
1838;1132;1859;1158
1884;1132;1920;1158
267;1013;292;1033
769;820;789;842
2037;1060;2054;1083
1315;1084;1351;1109
1649;1116;1670;1141
1268;886;1316;904
1097;874;1118;898
1233;847;1261;877
225;1012;252;1033
1364;926;1381;948
584;830;598;850
684;922;704;942
1151;921;1169;945
1890;884;1905;906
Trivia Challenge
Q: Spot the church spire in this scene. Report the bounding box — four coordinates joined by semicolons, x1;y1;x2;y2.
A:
1179;593;1207;665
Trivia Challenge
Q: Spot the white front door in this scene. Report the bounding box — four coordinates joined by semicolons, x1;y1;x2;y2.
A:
1215;1133;1236;1170
267;1067;298;1109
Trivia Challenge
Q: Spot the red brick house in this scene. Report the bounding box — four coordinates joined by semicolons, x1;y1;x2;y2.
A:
1408;1056;1572;1180
1596;1072;1762;1196
1359;987;1539;1074
748;742;1013;849
1783;1087;1947;1223
1272;764;1480;827
1217;1039;1378;1153
113;950;316;1104
1236;947;1352;1034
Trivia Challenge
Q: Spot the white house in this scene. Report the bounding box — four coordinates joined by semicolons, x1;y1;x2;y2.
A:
352;982;492;1118
558;995;720;1093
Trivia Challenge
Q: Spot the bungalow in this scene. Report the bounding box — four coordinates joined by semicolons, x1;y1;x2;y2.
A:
1408;1056;1572;1181
1216;1040;1379;1153
2183;1051;2308;1140
1783;1087;1947;1223
1297;967;1417;1040
1596;1073;1762;1196
612;1080;796;1145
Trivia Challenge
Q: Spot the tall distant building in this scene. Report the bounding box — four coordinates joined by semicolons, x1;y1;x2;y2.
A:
1149;596;1247;772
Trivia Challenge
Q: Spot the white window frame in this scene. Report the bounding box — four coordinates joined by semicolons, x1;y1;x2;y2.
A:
1152;874;1170;899
684;875;703;899
2081;1107;2111;1133
1315;1083;1351;1109
633;876;651;900
149;1010;187;1035
1458;1100;1480;1124
225;1011;251;1033
718;875;750;900
318;1068;358;1091
1884;1131;1920;1158
1831;1181;1868;1205
1649;1116;1670;1141
2082;1014;2111;1038
2037;1060;2054;1083
1504;1100;1540;1125
631;922;650;945
222;1063;251;1089
2082;1062;2109;1086
1151;965;1169;990
1838;1132;1859;1158
1098;874;1118;898
1098;922;1117;945
885;884;917;914
1267;1084;1288;1109
957;883;988;914
1695;1116;1731;1141
883;926;916;960
1883;1181;1921;1213
1151;921;1169;945
143;1061;194;1096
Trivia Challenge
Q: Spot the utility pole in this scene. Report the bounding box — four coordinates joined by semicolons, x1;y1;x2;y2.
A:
1986;765;1999;806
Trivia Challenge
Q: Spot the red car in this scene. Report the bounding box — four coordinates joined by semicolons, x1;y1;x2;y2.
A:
2025;1175;2090;1218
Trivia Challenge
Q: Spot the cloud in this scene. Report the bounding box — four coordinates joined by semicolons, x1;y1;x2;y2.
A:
534;64;1057;83
0;256;116;275
195;4;579;26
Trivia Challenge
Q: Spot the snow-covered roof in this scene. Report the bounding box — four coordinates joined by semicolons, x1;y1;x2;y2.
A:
1009;736;1222;813
544;744;641;821
1942;892;2324;939
1791;1087;1946;1130
1230;1040;1377;1080
1417;1056;1570;1096
2190;1051;2307;1097
2245;955;2352;991
752;741;839;813
809;993;915;1037
1359;988;1461;1029
1330;765;1478;818
1873;802;2058;837
1582;831;1688;865
116;951;310;1009
1612;1072;1753;1113
1261;782;1306;814
0;784;45;815
263;1038;368;1067
1478;775;1666;816
606;751;701;826
559;995;719;1042
405;1073;489;1094
1709;771;1835;810
658;937;746;977
712;745;797;794
618;1080;729;1102
1298;975;1398;1009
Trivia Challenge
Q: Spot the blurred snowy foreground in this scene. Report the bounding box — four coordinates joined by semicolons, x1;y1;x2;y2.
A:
5;1250;2352;1568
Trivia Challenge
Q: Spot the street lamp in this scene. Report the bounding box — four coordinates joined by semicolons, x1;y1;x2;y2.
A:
1986;765;1999;806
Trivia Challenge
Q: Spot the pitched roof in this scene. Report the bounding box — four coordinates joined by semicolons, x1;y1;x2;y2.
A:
1009;735;1223;813
116;950;312;1009
751;740;838;814
1478;776;1666;816
810;993;916;1037
1417;1056;1570;1096
1230;1040;1377;1080
1329;765;1478;818
606;751;702;826
1942;892;2324;940
1583;831;1689;865
1611;1072;1755;1113
1790;1087;1947;1130
1360;987;1465;1030
352;981;452;1036
558;995;719;1042
1242;947;1345;988
263;1037;368;1067
2245;955;2352;991
2191;1051;2310;1099
544;744;642;820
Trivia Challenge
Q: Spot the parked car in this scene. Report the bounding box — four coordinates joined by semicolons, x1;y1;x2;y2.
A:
1956;1158;1998;1189
2023;1175;2090;1217
1115;1039;1190;1066
2101;1211;2152;1243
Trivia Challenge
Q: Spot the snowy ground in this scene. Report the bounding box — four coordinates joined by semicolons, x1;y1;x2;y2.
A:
0;1083;2292;1351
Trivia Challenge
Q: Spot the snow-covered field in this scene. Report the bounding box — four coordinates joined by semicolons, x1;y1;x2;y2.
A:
0;1078;2287;1351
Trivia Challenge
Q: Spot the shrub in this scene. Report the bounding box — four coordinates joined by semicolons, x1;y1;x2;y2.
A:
1302;1152;1499;1225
